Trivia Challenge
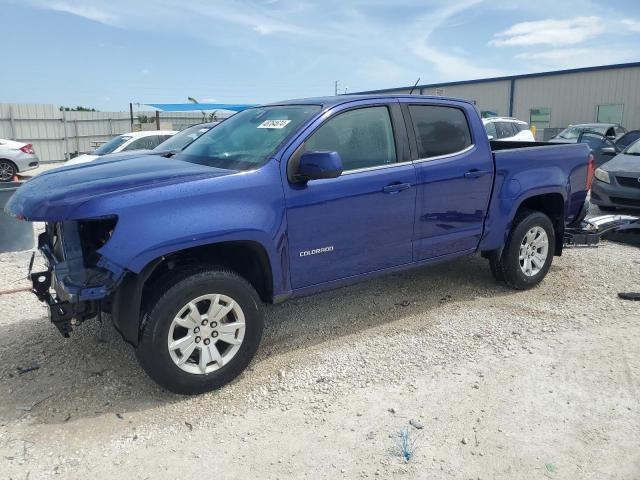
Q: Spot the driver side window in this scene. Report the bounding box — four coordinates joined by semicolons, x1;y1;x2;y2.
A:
304;106;397;172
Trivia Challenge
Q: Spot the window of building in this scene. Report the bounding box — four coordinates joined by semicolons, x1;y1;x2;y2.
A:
408;105;472;158
435;87;446;96
596;104;623;124
304;106;396;171
530;107;551;129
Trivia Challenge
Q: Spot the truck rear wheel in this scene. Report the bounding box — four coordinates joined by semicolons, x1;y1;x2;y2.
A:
489;210;555;290
135;267;263;394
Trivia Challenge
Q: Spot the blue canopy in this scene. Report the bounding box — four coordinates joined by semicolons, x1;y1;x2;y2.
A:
144;103;256;112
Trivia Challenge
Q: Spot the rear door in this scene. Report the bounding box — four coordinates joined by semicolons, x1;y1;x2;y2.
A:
283;100;417;289
400;100;494;260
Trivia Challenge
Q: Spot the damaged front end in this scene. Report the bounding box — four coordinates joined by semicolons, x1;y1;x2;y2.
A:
30;216;125;337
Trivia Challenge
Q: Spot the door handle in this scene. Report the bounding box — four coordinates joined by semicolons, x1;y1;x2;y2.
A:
464;169;491;179
383;182;411;193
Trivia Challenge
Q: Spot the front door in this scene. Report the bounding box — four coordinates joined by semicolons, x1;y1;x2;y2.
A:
284;103;417;289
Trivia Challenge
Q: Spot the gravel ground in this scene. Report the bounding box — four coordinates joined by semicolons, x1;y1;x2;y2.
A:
0;228;639;479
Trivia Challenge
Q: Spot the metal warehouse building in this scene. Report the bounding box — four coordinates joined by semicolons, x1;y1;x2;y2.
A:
354;62;640;140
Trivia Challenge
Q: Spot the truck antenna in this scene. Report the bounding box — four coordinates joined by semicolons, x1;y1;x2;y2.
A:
408;78;420;95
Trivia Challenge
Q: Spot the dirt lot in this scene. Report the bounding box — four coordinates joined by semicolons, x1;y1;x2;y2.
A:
1;236;639;479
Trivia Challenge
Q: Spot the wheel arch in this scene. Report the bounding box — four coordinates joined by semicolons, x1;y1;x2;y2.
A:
110;239;275;346
512;192;565;256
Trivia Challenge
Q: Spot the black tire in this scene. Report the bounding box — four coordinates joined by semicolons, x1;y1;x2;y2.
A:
0;159;17;182
598;205;616;212
135;267;263;394
488;210;556;290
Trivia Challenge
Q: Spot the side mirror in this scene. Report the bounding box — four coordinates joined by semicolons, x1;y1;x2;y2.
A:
295;151;343;182
487;135;494;140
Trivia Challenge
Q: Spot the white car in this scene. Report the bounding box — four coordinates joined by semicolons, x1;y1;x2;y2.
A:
67;130;177;165
0;139;40;181
483;117;535;142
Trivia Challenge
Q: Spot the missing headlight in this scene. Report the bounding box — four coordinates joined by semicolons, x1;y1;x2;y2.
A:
78;216;118;266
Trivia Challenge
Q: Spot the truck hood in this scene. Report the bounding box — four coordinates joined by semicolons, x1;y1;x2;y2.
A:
5;155;234;221
601;153;640;173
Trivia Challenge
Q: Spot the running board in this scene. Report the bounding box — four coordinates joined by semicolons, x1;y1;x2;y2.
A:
564;214;639;247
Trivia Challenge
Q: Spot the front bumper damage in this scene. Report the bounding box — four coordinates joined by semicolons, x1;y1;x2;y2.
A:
29;224;124;337
564;214;639;247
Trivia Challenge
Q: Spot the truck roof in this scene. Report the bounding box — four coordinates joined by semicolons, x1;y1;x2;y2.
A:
268;94;474;108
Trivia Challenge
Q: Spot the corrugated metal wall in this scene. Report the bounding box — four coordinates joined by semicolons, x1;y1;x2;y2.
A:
420;80;512;117
0;104;65;164
512;67;640;130
0;105;232;162
357;65;640;138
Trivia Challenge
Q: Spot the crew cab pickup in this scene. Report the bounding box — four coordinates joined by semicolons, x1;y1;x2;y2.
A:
6;95;594;394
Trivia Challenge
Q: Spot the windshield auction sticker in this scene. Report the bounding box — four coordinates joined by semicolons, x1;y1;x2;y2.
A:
257;120;291;129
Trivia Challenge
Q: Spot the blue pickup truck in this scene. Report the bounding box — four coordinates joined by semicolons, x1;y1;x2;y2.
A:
6;95;594;394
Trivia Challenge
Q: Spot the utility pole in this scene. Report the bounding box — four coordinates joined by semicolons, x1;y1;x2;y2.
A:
334;80;339;96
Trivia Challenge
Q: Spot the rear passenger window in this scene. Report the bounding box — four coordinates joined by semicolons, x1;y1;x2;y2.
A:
304;106;396;171
408;105;471;158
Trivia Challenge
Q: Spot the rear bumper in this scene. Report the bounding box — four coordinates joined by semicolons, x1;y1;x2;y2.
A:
13;153;39;173
591;178;640;209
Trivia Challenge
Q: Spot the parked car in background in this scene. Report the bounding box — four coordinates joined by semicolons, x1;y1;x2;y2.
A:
482;117;535;142
591;138;640;211
549;123;627;143
90;123;218;162
576;130;640;167
67;130;177;165
6;94;594;394
0;139;39;181
613;130;640;151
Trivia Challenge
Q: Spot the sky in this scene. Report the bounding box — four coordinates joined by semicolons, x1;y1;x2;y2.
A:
1;0;639;111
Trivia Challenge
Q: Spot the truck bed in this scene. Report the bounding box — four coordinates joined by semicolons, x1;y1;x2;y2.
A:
478;140;591;252
490;140;567;151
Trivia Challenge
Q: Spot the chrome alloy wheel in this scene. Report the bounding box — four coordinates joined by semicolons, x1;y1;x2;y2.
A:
519;226;549;277
0;161;16;181
167;294;246;374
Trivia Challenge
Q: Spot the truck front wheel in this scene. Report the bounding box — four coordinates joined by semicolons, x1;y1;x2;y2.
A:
135;268;263;394
488;210;556;290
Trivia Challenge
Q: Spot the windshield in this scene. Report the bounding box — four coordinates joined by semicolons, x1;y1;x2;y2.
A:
624;138;640;155
556;126;606;139
154;124;213;152
176;105;321;171
93;135;132;155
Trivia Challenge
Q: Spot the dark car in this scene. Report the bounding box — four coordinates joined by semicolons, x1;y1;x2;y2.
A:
614;130;640;151
576;130;640;168
549;123;627;144
591;138;640;211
